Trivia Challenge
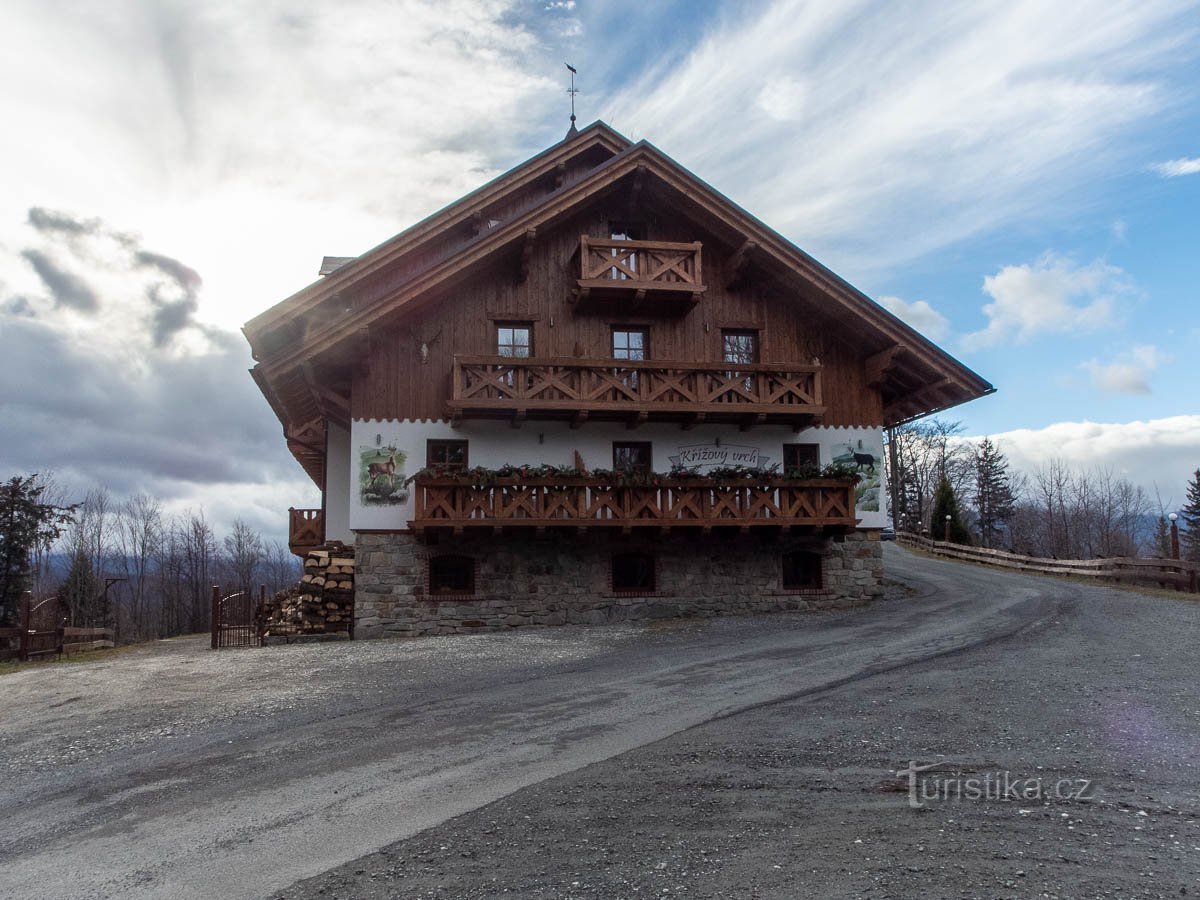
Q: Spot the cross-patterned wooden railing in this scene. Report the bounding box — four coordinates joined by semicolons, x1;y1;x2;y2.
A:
578;237;705;295
410;476;855;531
448;356;824;425
289;507;325;556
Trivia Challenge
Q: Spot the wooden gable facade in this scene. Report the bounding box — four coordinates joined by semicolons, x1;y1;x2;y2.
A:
244;122;991;553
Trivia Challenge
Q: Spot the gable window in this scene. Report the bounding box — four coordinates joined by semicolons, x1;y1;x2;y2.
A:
427;439;468;470
783;443;820;474
612;441;652;473
429;554;475;596
612;552;656;593
782;550;822;590
496;322;533;358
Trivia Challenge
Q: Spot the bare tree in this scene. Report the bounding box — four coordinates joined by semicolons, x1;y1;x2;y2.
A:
222;518;264;597
115;494;162;641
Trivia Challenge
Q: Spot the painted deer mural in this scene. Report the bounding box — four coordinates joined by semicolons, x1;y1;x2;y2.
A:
368;451;398;487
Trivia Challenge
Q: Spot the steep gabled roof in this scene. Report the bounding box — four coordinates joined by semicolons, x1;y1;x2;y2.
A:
246;121;991;433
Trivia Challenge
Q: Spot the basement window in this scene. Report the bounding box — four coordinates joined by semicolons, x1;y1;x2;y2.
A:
429;555;475;596
782;550;822;590
612;552;656;594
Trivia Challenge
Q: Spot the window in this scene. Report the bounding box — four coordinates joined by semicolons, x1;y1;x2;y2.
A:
611;327;648;361
429;555;475;596
782;551;822;590
612;327;648;392
612;441;652;473
496;322;533;358
783;443;820;473
722;329;759;394
721;329;758;365
427;440;468;470
612;552;656;593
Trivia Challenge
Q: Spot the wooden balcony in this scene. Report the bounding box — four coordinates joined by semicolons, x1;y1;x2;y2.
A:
410;476;855;534
289;507;325;556
575;237;704;308
449;356;823;429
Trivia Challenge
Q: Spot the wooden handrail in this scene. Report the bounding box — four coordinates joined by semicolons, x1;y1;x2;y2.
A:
410;476;856;531
579;236;705;292
453;355;821;374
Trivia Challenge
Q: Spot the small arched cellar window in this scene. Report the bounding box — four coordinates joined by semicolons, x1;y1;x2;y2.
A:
782;550;822;590
429;554;475;596
611;552;656;594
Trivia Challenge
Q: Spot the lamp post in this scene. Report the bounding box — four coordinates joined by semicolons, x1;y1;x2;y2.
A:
1169;512;1180;560
944;514;952;543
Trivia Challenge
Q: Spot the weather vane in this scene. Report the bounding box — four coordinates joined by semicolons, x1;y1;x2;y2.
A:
565;63;578;133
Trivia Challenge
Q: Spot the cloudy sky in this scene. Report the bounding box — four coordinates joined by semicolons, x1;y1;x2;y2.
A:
1;0;1198;540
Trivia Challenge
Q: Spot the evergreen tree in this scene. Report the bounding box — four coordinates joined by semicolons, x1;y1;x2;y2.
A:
974;437;1015;548
0;475;76;626
931;476;972;544
1153;516;1171;559
1181;468;1200;564
60;551;100;627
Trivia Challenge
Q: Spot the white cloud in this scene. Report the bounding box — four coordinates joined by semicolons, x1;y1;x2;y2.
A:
603;0;1195;275
1152;156;1200;176
978;415;1200;506
877;295;951;341
962;254;1132;349
1080;343;1167;394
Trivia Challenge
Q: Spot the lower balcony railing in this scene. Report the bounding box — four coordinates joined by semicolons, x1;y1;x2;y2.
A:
289;507;325;555
448;356;824;427
410;476;855;532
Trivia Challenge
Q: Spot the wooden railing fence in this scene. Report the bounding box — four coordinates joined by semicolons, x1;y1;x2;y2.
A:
898;532;1198;593
0;594;115;662
578;237;705;293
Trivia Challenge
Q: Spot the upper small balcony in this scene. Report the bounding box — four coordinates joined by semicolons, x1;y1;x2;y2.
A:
574;237;705;310
289;507;325;556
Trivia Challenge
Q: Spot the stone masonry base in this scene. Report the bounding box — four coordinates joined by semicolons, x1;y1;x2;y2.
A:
353;531;883;638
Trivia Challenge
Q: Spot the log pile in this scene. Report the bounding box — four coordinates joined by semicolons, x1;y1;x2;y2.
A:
263;542;355;638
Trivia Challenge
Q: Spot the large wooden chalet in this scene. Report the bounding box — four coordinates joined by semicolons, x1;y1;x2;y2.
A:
244;121;991;637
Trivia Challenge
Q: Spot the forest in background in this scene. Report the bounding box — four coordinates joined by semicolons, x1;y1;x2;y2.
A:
886;419;1200;563
1;475;300;642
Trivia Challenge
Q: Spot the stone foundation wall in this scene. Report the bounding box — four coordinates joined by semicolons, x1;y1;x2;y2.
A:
353;531;882;638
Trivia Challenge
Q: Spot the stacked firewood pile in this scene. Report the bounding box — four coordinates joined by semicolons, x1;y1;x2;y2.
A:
262;543;355;638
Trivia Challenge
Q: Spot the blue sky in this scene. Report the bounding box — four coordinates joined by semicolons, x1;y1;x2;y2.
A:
0;0;1197;537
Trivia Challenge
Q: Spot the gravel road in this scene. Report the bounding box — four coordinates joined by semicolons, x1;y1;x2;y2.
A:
1;545;1196;899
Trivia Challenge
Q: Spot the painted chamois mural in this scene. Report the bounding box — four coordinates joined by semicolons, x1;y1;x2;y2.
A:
832;439;882;512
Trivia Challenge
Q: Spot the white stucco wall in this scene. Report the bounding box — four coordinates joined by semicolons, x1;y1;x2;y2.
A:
324;421;354;544
341;419;888;531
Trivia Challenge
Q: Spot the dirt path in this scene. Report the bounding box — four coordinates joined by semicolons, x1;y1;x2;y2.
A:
3;546;1186;899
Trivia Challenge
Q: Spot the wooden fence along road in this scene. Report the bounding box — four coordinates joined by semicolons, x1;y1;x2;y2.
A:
898;532;1198;593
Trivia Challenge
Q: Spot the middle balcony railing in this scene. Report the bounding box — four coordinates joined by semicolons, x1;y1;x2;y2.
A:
410;475;856;533
448;356;825;428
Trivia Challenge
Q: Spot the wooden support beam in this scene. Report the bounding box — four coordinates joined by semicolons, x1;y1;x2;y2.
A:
469;210;483;237
631;288;646;305
628;163;647;211
725;239;758;289
627;410;648;430
510;409;526;429
682;412;705;431
554;162;566;191
866;344;906;388
570;410;589;429
740;413;767;432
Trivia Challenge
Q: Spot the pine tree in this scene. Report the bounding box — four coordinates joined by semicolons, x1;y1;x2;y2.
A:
1181;468;1200;564
0;475;76;626
974;438;1015;548
931;476;972;544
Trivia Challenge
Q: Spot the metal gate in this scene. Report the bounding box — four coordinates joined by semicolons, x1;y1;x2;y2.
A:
210;585;264;649
20;594;65;660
